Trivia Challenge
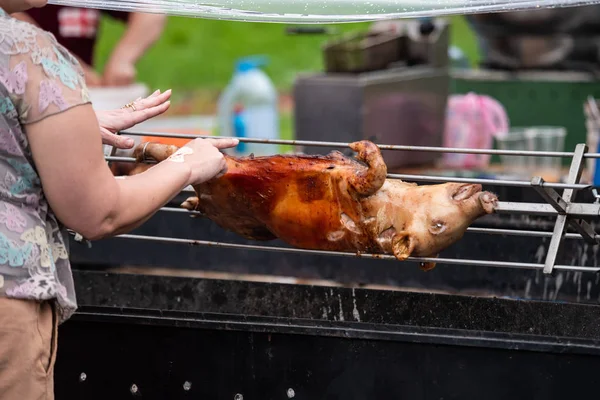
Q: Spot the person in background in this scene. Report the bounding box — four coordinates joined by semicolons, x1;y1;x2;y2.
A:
0;1;238;399
12;5;166;87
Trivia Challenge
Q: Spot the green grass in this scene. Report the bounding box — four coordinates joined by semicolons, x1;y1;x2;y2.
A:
95;17;369;95
94;16;480;97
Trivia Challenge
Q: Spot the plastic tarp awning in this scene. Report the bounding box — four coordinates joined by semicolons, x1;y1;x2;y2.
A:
47;0;600;23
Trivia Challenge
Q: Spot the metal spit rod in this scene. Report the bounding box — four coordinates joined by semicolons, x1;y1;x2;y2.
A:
107;129;598;189
494;202;599;218
107;155;589;190
120;129;600;158
157;206;597;240
70;220;600;273
108;233;600;274
109;154;588;190
386;173;589;190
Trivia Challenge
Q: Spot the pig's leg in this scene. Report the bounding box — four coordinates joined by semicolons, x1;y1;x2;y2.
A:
133;142;180;164
348;141;387;197
181;196;199;210
181;196;202;218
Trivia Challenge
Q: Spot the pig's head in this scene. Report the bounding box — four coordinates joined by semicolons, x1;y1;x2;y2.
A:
391;182;497;261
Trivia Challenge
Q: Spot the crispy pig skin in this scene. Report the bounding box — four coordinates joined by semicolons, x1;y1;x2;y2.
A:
129;140;498;270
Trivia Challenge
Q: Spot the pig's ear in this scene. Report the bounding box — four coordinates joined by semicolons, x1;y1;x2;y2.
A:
392;231;415;261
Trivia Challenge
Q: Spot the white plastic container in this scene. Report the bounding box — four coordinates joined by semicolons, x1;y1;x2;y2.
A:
495;126;566;182
217;57;279;156
88;83;149;111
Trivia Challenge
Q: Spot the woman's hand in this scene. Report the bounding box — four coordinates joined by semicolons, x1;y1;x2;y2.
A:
170;138;240;185
96;89;171;149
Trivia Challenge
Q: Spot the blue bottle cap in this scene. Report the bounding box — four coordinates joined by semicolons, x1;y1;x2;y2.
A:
235;56;269;73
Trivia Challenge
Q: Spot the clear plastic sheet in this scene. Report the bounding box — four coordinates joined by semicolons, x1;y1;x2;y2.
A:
47;0;599;23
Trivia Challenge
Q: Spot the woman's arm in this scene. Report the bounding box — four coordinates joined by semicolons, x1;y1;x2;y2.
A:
13;25;237;240
102;13;167;86
25;102;236;240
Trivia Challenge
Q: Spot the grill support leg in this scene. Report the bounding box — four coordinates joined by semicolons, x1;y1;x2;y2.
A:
533;144;592;275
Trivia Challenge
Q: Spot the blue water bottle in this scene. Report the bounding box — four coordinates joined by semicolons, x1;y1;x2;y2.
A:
233;104;247;155
217;56;279;156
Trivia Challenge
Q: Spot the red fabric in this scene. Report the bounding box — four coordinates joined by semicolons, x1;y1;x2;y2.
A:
25;5;129;65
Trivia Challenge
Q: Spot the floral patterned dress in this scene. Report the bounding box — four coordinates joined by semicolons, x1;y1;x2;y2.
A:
0;9;91;323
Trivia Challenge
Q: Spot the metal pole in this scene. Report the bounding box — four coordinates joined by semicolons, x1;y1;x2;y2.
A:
118;130;600;158
105;155;592;190
155;207;599;239
541;144;589;275
109;233;600;273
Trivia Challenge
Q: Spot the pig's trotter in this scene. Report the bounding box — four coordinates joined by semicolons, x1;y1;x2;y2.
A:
181;196;201;218
348;141;387;197
181;196;199;210
391;232;415;261
133;142;180;164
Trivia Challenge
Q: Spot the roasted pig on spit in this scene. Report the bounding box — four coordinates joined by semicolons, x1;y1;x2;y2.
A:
127;140;498;270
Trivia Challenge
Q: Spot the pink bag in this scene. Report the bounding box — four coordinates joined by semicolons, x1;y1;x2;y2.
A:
442;92;509;169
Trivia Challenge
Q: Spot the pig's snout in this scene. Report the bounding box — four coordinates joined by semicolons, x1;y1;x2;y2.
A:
478;191;498;214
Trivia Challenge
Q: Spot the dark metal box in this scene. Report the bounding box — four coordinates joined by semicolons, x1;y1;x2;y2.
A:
292;66;450;168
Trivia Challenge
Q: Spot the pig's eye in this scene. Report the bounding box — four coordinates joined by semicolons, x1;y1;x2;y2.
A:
429;221;446;234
